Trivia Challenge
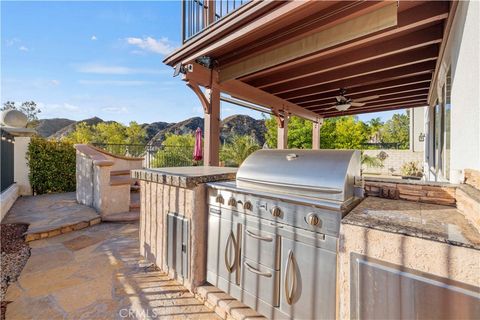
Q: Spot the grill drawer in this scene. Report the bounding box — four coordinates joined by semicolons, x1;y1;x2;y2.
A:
242;226;280;270
241;257;280;307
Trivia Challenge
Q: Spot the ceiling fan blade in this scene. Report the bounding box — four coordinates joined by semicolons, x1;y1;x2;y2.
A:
353;95;380;103
324;105;338;111
350;102;366;107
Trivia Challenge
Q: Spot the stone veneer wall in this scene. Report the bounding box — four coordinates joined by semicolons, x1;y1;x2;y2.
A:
362;149;424;176
139;180;207;292
338;223;480;319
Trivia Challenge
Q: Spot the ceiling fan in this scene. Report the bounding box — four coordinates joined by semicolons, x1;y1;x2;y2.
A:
325;88;379;111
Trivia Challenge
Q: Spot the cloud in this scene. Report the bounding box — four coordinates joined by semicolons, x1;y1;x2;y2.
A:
19;46;29;52
51;80;60;86
6;38;20;46
78;79;153;86
101;106;128;114
91;35;97;41
125;36;175;55
76;63;169;75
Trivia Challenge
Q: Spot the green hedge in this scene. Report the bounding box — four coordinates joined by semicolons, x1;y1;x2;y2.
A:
27;137;76;194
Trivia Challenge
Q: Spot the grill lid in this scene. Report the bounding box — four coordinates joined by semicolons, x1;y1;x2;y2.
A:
236;149;361;202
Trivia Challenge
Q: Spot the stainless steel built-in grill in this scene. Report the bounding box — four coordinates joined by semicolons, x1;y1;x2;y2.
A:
207;149;361;320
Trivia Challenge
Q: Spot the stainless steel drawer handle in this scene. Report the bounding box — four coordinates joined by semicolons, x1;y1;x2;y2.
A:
246;229;273;242
244;262;272;278
285;250;297;305
224;231;237;273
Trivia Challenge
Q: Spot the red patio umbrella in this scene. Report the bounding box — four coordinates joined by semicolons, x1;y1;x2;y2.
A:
193;127;203;161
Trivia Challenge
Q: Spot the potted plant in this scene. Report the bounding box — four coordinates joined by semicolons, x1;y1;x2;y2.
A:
400;161;424;180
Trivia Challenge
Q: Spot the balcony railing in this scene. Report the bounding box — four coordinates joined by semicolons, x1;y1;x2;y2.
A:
182;0;249;43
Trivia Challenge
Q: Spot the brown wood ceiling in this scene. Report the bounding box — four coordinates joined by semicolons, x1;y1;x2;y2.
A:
166;1;453;119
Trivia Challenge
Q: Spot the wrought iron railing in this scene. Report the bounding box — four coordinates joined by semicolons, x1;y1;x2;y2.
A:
93;143;200;168
1;130;15;192
182;0;250;42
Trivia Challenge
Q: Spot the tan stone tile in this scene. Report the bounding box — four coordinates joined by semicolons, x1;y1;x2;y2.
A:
62;234;104;251
6;295;66;320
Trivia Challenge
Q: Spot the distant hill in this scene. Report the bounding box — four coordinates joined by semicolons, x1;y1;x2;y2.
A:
34;118;75;137
33;114;267;146
48;117;104;140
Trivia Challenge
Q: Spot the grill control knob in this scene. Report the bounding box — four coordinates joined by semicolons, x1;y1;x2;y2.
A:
306;213;320;226
243;201;253;211
215;194;224;204
228;197;237;207
271;206;282;217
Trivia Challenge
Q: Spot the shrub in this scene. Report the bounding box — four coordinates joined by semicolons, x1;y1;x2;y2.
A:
27;137;76;194
400;161;424;177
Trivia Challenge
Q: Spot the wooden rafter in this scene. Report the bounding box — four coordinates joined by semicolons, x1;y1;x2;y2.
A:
278;61;436;100
245;25;443;88
218;2;398;82
264;45;438;95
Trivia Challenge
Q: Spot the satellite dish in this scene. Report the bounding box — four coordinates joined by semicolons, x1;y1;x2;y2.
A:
1;109;28;128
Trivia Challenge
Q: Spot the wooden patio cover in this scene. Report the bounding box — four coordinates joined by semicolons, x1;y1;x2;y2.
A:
164;0;455;121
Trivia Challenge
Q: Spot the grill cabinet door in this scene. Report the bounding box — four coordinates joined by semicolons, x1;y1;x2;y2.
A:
167;213;189;280
207;210;241;292
280;238;337;320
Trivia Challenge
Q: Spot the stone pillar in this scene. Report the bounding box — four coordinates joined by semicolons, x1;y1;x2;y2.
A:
312;118;323;150
277;114;289;150
204;87;220;166
14;136;32;195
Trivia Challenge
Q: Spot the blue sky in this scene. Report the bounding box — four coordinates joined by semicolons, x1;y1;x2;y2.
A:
1;1;403;125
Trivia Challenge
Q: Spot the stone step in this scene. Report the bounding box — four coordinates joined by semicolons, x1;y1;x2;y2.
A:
110;170;131;177
101;210;139;222
196;285;267;320
129;201;140;210
110;175;133;186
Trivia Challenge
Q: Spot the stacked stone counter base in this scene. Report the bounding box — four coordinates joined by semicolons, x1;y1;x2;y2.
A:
132;167;237;292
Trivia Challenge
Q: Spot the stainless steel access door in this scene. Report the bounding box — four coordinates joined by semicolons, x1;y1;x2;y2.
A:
206;208;242;293
280;237;337;320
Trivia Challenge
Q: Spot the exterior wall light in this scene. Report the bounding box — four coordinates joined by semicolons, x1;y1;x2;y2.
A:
419;133;426;142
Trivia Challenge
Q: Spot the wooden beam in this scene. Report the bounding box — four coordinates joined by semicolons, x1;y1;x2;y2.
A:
220;79;320;122
278;60;436;100
297;82;431;107
321;102;428;118
246;25;443;88
290;74;432;105
277;114;289;149
319;99;428;117
307;91;430;111
219;2;398;82
186;81;210;113
265;45;438;95
180;1;317;65
312;120;323;150
239;1;449;81
204;87;220;166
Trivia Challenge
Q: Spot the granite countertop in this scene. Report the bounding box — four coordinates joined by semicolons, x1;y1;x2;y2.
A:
132;166;237;188
364;176;460;188
343;197;480;250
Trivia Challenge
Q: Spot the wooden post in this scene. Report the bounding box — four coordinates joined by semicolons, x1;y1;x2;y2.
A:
277;114;289;149
204;86;220;166
312;118;323;149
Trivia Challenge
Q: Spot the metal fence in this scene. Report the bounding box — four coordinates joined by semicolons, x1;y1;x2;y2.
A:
1;130;15;192
361;142;402;150
93;143;199;168
182;0;249;42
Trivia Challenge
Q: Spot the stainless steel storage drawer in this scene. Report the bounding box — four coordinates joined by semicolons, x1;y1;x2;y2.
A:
243;226;281;270
241;257;281;307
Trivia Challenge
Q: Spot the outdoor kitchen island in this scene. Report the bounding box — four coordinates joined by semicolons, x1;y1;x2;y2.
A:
132;166;237;292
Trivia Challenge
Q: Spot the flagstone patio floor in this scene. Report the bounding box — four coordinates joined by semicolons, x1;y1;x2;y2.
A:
4;222;219;319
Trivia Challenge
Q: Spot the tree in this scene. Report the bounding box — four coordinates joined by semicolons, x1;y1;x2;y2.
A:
381;113;410;149
265;115;313;149
1;101;41;121
221;135;260;167
367;117;384;143
333;116;369;149
151;134;196;167
64;121;146;145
